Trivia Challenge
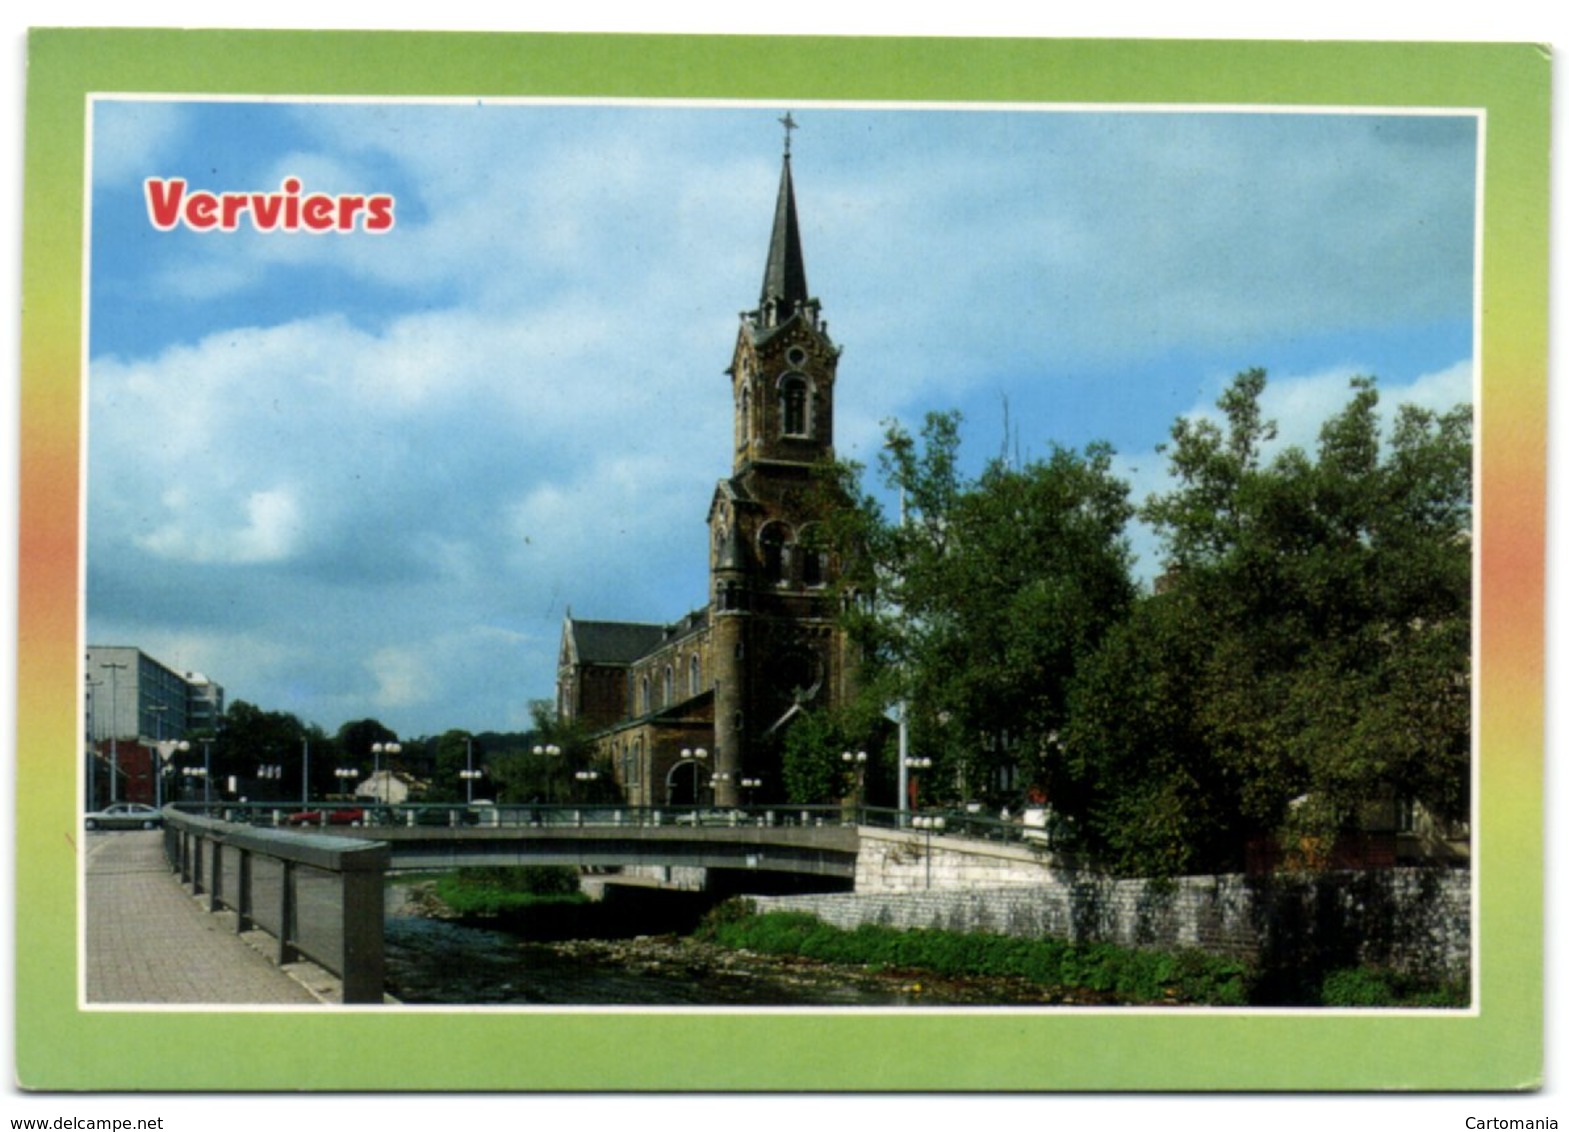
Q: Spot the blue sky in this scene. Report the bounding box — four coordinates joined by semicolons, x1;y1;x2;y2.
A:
85;100;1478;739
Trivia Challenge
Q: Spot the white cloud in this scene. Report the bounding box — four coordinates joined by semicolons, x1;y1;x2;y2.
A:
91;101;189;185
136;486;304;565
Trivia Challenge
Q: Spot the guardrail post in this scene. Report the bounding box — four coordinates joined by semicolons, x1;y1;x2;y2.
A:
210;839;224;911
278;860;298;966
235;849;252;932
339;854;387;1004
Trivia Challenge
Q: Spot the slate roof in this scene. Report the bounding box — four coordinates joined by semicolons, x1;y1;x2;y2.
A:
759;154;809;313
567;620;669;666
567;610;711;667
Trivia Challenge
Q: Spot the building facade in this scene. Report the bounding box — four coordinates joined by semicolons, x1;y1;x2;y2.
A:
557;144;858;808
84;645;226;807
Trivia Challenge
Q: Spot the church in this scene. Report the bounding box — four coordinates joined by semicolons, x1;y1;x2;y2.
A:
555;128;859;809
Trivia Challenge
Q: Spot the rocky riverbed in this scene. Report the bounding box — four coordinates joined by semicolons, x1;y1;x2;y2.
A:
388;881;1109;1007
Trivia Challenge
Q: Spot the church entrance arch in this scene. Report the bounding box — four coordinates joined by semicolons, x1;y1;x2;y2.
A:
666;759;706;807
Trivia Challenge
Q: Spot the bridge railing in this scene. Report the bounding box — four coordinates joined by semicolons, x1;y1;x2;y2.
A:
175;800;1052;848
163;808;389;1004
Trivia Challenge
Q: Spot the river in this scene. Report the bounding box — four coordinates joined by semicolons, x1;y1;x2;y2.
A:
382;884;1068;1008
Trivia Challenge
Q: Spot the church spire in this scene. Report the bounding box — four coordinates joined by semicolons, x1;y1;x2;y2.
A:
758;116;809;316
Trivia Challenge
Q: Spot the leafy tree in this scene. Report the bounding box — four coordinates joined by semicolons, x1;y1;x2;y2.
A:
779;696;891;806
488;701;618;805
1063;370;1471;873
821;411;1136;807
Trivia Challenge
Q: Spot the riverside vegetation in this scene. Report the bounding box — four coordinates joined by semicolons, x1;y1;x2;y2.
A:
412;871;1465;1008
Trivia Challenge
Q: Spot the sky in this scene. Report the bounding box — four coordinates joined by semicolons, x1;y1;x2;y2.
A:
84;100;1479;739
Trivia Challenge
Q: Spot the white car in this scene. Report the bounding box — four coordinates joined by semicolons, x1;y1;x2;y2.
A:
84;802;163;831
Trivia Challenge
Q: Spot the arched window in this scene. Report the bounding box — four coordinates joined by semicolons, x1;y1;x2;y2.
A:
779;374;809;437
759;522;791;584
640;674;651;716
663;665;673;706
689;654;702;696
799;523;827;587
739;385;752;445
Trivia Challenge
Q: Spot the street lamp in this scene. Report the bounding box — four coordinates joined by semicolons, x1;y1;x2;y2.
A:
532;744;561;805
911;813;947;888
372;741;402;805
904;755;932;813
680;747;708;807
149;704;167;807
335;767;359;797
84;676;103;811
156;739;190;809
740;776;763;807
461;737;484;804
101;660;128;804
841;750;869;811
183;765;209;806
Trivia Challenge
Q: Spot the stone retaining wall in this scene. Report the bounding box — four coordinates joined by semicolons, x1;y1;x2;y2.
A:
752;829;1470;978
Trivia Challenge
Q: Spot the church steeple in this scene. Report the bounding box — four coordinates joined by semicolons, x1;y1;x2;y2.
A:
729;117;838;471
759;150;809;316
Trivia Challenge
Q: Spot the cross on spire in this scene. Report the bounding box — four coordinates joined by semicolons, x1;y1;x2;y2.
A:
779;111;798;157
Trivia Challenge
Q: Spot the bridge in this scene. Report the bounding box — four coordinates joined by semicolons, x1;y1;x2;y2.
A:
157;802;1047;1004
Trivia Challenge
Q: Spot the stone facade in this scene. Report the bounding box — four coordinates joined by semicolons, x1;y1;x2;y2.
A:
555;147;856;809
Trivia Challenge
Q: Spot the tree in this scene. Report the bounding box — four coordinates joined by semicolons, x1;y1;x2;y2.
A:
821;411;1137;806
1063;370;1471;873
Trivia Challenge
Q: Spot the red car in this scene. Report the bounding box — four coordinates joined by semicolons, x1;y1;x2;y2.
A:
285;808;365;827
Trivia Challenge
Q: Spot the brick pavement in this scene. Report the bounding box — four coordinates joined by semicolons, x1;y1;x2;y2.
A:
84;830;326;1005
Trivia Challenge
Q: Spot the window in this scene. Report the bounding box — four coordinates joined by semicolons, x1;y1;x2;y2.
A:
690;654;702;696
663;665;674;706
780;374;808;437
759;523;791;584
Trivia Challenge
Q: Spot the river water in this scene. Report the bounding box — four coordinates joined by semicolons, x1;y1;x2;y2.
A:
382;885;1056;1007
383;915;928;1006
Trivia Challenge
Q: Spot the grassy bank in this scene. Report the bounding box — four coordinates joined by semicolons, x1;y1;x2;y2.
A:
694;903;1467;1008
431;866;589;917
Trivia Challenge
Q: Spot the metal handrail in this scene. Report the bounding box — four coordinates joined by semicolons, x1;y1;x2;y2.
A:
167;800;1051;847
163;808;389;1003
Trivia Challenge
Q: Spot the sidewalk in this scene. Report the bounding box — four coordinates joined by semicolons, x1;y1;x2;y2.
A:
84;830;326;1005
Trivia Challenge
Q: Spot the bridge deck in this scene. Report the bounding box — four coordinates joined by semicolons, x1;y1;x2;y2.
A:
301;819;861;877
84;830;324;1005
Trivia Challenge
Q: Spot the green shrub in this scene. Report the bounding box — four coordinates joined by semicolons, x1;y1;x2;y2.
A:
434;866;587;916
704;909;1252;1005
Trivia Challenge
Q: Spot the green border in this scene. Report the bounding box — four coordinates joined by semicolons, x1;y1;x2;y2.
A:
17;31;1549;1091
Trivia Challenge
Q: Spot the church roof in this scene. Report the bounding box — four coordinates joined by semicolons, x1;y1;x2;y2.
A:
759;154;809;313
566;620;669;666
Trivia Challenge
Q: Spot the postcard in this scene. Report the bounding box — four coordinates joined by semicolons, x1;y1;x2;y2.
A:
16;30;1549;1090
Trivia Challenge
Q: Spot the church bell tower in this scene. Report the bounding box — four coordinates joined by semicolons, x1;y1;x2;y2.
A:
708;117;850;807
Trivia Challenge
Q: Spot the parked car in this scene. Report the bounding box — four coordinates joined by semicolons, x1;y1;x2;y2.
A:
84;802;163;831
285;808;365;827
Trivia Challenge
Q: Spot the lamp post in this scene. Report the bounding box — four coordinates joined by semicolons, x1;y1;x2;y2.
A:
372;741;401;805
573;767;600;805
257;763;282;806
532;744;561;806
912;813;946;888
183;765;209;805
740;776;763;807
335;767;359;797
680;747;708;807
841;749;868;813
149;704;167;808
461;736;483;803
904;755;932;813
84;676;102;811
101;660;128;803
